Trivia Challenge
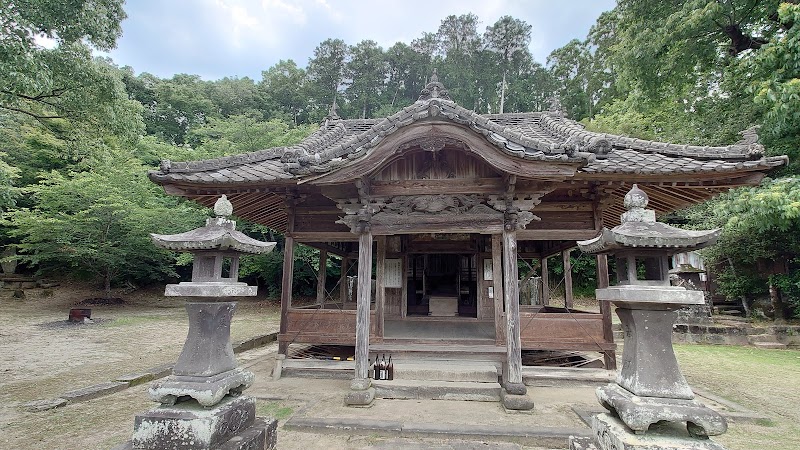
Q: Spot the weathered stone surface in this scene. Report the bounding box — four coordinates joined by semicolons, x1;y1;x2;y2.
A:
20;398;67;412
596;286;704;308
149;367;254;407
503;382;527;396
218;417;277;450
62;381;128;403
616;308;694;399
165;282;258;297
373;380;501;402
500;389;534;411
132;396;255;450
174;302;238;377
597;384;727;437
592;413;726;449
344;387;375;406
569;436;599;450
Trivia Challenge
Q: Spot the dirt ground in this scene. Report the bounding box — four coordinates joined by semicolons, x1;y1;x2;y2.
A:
1;283;796;449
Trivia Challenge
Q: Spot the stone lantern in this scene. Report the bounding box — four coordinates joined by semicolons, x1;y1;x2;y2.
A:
573;185;728;450
118;195;278;450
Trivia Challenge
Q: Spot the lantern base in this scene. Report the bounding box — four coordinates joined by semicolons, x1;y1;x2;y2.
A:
597;384;727;437
149;368;254;407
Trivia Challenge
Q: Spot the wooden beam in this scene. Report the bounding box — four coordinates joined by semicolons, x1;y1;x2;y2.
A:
291;232;358;242
354;229;373;382
316;250;327;305
279;235;294;354
563;249;573;309
517;229;599;241
375;236;386;339
596;254;616;370
492;234;505;345
339;257;350;303
541;256;550;306
370;178;504;196
502;229;524;389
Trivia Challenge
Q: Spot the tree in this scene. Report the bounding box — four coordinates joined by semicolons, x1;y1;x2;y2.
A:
7;156;206;296
344;40;387;119
260;60;309;124
306;39;349;121
188;115;315;158
0;1;141;140
484;16;533;113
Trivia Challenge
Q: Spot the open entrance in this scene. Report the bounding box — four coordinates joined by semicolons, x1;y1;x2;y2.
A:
406;253;477;318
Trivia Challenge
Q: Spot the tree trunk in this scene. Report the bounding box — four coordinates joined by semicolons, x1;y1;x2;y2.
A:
104;270;112;299
769;276;786;322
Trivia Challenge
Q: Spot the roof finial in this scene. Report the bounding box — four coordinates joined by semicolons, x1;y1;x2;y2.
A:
418;68;451;101
214;194;233;218
547;95;566;117
620;185;655;223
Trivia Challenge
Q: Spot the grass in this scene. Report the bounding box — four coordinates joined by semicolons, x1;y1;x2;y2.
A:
675;344;800;450
103;315;171;327
256;401;294;420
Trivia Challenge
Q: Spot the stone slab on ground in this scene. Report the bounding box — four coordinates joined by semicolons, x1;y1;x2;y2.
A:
753;341;787;349
392;361;499;383
61;381;129;403
591;413;726;450
19;398;67;412
233;332;278;354
523;367;615;387
363;437;524;449
285;415;589;448
373;379;501;401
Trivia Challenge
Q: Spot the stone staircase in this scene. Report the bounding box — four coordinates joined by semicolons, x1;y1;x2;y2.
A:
746;326;787;349
372;361;502;402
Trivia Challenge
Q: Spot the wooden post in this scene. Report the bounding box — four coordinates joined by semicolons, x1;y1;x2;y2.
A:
375;236;386;339
563;249;573;309
401;254;408;318
339;256;349;303
278;235;294;354
502;228;523;388
597;254;617;370
316;249;327;305
354;229;373;381
541;256;550;306
491;234;505;344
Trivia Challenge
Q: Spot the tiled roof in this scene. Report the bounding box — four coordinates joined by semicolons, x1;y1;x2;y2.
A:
149;99;787;186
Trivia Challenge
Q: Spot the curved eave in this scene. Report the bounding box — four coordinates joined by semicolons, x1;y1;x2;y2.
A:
151;229;276;255
578;226;721;255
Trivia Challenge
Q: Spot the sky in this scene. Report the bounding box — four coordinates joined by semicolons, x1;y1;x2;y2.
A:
104;0;617;81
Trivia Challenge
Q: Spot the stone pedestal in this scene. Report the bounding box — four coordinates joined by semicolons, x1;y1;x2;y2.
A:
131;396;276;450
569;413;726;450
344;378;375;406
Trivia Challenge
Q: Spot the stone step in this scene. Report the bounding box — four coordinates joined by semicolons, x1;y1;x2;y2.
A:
391;362;498;383
522;366;615;387
747;333;779;343
753;342;787;350
373;379;502;401
745;326;769;335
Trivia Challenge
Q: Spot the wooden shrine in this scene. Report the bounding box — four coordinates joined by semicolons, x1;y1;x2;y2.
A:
149;73;787;392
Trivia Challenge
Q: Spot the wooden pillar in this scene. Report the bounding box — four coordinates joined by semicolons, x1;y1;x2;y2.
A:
316;249;327;305
354;229;373;381
502;228;523;387
597;254;617;370
563;249;574;309
541;256;550;306
491;234;505;344
278;235;294;354
339;256;349;303
375;236;386;339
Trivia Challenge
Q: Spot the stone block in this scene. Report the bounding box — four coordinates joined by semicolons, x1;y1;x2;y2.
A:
132;396;255;450
20;398;67;412
149;367;254;407
344;387;375;406
569;436;599;450
592;413;726;450
62;381;128;403
500;389;534;411
373;380;500;401
218;417;277;450
597;384;727;437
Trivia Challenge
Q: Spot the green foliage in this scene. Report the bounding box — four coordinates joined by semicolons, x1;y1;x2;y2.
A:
6;156;206;295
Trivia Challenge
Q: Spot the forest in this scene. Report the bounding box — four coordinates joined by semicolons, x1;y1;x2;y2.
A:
1;1;798;319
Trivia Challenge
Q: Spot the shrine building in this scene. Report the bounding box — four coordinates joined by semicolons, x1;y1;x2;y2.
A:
149;74;787;403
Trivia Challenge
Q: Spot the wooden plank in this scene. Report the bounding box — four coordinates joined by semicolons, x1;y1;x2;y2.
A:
502;229;523;386
339;257;349;303
355;230;373;381
563;249;574;309
596;253;616;370
370;178;504;196
516;230;598;241
316;250;327;305
291;232;358;242
492;234;505;345
375;236;386;339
